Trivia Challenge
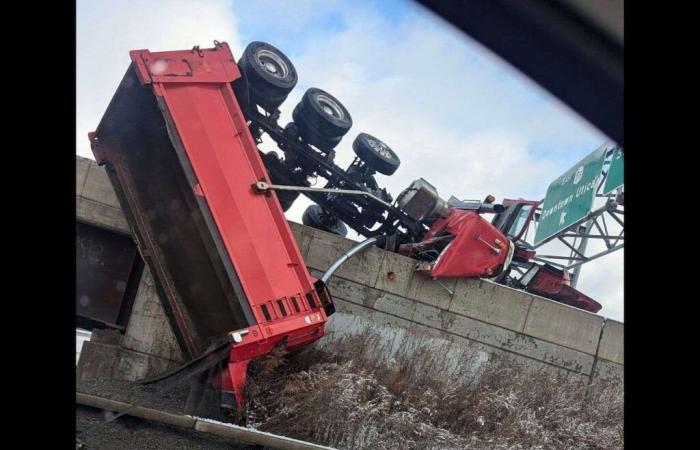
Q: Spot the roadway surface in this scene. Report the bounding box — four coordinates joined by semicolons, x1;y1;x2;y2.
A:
76;392;335;450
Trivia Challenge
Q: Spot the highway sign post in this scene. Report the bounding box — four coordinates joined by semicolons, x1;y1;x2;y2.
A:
534;146;607;245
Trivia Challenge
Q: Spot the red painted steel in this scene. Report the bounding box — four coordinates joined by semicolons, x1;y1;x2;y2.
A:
423;209;510;278
131;44;322;324
528;267;602;313
416;207;600;312
119;42;330;408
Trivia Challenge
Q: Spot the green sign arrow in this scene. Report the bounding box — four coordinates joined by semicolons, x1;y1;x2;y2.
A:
603;146;624;194
534;146;607;245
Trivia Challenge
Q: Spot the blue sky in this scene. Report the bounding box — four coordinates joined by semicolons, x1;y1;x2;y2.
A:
76;0;622;320
229;0;608;189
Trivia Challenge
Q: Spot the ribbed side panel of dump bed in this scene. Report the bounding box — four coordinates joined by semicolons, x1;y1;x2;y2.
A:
90;43;329;359
91;66;254;357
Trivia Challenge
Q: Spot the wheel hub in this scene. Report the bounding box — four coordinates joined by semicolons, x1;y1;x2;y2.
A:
256;49;288;78
316;94;345;119
368;138;392;159
264;61;277;73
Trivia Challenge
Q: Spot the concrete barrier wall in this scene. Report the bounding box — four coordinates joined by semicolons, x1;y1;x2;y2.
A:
76;155;130;234
77;156;184;382
293;223;623;383
75;155;623;384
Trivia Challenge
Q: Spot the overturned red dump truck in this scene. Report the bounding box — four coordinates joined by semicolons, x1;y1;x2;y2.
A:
89;40;601;415
89;42;334;411
218;41;602;315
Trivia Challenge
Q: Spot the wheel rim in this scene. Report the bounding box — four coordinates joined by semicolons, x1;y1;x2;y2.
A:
255;49;289;79
367;138;393;159
315;94;345;120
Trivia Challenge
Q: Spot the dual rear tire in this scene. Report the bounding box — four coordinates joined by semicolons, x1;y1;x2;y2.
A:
236;41;298;111
236;42;353;153
236;41;401;222
292;88;353;151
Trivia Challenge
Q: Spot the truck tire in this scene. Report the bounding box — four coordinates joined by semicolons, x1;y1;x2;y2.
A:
352;133;401;175
237;41;297;110
292;105;342;151
292;88;352;150
302;204;348;237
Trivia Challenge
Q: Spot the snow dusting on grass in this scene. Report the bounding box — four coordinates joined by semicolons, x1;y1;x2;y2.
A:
245;329;623;450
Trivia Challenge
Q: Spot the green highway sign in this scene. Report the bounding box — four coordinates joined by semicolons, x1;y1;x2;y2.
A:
603;146;624;194
534;146;607;245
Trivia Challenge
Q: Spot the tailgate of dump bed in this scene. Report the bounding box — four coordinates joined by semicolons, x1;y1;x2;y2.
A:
90;42;321;358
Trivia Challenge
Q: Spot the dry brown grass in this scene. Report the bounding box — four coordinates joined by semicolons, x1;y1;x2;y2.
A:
245;329;623;450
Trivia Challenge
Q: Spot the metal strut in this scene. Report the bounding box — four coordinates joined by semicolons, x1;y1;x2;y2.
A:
252;180;395;210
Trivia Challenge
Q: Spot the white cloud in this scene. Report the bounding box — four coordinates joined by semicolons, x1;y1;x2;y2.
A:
230;0;343;37
270;5;606;200
576;247;624;321
76;0;241;158
261;4;622;320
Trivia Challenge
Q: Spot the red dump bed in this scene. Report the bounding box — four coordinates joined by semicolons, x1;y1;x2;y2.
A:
90;42;331;361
